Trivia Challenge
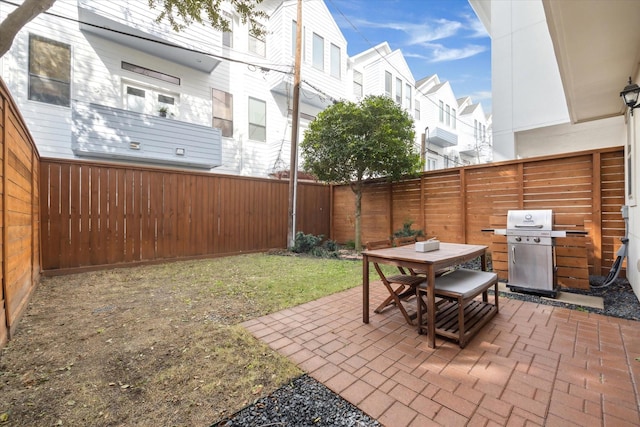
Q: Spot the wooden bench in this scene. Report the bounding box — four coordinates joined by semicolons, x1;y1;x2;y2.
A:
416;269;499;348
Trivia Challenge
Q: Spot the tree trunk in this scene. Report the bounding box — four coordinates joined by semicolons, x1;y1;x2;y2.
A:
0;0;57;58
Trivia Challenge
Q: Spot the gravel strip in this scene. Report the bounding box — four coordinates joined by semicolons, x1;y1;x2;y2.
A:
213;374;381;427
217;269;639;427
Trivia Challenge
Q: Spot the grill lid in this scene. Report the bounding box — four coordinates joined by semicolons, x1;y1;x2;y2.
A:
507;209;553;236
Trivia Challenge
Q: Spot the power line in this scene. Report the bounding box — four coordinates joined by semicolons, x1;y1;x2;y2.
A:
0;0;293;76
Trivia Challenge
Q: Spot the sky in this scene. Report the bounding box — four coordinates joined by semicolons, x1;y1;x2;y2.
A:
323;0;492;113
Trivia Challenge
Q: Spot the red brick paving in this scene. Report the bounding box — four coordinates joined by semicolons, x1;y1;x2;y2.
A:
242;283;640;426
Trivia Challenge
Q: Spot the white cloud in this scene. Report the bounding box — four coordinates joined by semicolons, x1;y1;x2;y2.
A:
462;13;489;38
348;17;462;45
422;43;487;62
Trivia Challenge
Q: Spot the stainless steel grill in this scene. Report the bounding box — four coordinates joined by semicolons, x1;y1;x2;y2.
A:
503;209;563;297
483;209;588;298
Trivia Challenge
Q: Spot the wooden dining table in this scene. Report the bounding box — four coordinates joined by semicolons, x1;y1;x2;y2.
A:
362;242;489;348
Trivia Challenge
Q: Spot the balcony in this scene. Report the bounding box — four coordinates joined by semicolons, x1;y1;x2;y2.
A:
71;101;221;169
78;4;220;73
459;144;479;157
428;126;458;147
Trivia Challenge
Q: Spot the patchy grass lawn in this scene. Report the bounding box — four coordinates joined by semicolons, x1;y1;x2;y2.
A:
0;253;365;426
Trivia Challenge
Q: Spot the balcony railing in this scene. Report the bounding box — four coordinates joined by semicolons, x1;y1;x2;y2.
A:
71;101;221;169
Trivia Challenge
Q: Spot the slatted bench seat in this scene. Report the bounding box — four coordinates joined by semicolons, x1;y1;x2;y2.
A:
416;268;499;348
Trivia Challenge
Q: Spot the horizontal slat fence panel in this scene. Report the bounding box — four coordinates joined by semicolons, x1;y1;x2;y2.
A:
40;160;330;272
1;78;41;346
331;147;625;289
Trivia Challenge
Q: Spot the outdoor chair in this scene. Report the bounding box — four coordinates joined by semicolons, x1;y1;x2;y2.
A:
365;239;426;325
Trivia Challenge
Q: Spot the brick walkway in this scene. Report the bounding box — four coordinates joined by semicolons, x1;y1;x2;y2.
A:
242;283;640;426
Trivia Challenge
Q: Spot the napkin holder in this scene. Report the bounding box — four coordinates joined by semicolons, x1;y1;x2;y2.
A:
415;240;440;252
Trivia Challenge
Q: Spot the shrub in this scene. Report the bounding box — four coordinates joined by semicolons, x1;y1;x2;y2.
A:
291;232;322;253
393;220;424;238
291;232;341;258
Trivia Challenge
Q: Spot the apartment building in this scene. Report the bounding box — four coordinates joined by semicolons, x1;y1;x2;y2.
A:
0;0;489;178
349;43;492;171
0;0;348;177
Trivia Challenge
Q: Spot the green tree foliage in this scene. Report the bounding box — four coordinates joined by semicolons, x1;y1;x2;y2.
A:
301;95;423;250
149;0;267;37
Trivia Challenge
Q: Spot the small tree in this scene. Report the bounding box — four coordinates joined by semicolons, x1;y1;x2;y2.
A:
301;95;422;251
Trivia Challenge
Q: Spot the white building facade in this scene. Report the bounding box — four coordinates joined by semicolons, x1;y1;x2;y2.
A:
0;0;490;178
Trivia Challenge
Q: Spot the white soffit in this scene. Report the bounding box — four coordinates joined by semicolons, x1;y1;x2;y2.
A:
543;0;640;124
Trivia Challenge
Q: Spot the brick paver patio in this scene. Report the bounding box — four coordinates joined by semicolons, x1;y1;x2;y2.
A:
242;283;640;426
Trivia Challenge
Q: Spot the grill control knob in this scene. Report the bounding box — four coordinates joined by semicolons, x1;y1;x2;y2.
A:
515;237;521;242
534;237;540;243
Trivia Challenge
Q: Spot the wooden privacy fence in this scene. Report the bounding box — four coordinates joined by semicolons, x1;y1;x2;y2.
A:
331;147;626;289
0;79;41;347
40;160;331;272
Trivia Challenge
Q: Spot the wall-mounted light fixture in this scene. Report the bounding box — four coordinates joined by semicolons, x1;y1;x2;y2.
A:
620;77;640;116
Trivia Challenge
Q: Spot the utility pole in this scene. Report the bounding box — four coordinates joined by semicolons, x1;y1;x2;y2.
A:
287;0;302;248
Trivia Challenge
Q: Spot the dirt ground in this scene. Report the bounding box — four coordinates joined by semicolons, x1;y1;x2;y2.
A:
0;257;305;426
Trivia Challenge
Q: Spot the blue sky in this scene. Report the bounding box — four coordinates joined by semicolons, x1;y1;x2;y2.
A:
324;0;492;113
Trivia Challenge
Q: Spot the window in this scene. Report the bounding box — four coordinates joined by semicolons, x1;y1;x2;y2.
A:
446;105;451;126
330;43;340;78
291;20;297;57
248;24;265;56
28;34;71;106
474;119;478;140
353;70;363;98
123;82;179;116
384;71;392;97
223;27;232;48
222;11;233;48
122;62;180;85
427;157;436;171
248;97;266;141
439;101;444;122
414;100;421;120
405;83;411;109
395;78;402;103
452;108;457;129
312;33;324;70
212;89;233;137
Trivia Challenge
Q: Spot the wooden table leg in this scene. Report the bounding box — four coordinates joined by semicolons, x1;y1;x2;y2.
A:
363;253;369;324
427;266;436;348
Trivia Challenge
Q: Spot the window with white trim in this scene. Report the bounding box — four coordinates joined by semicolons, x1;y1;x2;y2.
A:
248;24;265;56
29;34;71;106
312;33;324;70
405;83;411;109
384;71;392;97
395;78;402;104
330;43;340;78
123;82;179;117
212;89;233;137
452;108;457;129
353;70;363;98
291;20;296;57
248;97;266;142
414;100;421;120
439;101;444;122
222;11;233;48
446;105;451;126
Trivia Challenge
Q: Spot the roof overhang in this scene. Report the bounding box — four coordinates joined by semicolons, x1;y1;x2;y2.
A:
542;0;640;123
78;7;220;73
